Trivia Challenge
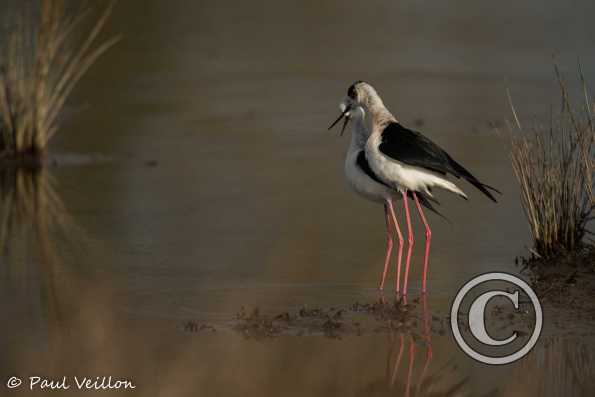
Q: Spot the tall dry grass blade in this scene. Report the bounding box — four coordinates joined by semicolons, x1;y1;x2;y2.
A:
510;69;594;256
0;0;117;159
507;87;522;131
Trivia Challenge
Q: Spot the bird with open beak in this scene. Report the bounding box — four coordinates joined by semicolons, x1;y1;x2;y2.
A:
327;82;447;293
328;102;352;136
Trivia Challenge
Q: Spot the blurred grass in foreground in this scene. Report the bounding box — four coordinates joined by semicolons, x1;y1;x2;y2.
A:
0;0;118;162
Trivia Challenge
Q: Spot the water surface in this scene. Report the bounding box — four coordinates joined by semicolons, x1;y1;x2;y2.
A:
2;1;595;395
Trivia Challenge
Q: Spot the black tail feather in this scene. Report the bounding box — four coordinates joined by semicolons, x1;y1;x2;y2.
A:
466;178;498;203
446;155;500;203
482;183;501;195
409;191;450;223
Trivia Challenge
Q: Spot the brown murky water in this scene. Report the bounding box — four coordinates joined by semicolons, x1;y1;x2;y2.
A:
2;1;595;396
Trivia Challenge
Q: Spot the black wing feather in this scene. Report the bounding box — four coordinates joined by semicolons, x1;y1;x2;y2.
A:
378;122;500;202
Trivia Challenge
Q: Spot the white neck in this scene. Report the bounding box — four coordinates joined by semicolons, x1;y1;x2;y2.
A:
348;115;369;152
359;91;396;132
367;102;396;130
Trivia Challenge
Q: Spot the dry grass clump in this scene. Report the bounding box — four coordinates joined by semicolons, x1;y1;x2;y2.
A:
510;66;594;257
0;0;118;160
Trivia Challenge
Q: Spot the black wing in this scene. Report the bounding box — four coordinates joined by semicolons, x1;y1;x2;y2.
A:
378;122;500;203
356;150;447;220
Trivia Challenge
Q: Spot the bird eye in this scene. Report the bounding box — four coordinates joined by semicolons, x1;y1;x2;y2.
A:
347;85;357;100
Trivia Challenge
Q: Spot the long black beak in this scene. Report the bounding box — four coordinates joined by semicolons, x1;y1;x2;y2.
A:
328;107;351;136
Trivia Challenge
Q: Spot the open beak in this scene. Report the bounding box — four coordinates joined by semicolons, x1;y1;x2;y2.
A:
328;107;351;136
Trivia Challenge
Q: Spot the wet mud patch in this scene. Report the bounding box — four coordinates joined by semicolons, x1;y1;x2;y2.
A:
179;297;452;340
451;298;537;346
232;306;348;339
519;246;595;334
182;321;217;333
232;299;426;340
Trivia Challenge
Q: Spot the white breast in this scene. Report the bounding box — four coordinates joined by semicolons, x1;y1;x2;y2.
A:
344;149;395;203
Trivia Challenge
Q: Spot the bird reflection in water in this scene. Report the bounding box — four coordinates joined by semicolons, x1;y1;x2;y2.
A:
376;294;475;397
384;294;432;397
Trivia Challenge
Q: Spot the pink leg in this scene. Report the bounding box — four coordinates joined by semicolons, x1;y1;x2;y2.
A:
405;335;415;397
379;203;394;290
386;199;404;293
389;333;405;388
412;192;432;293
416;294;433;394
401;191;414;295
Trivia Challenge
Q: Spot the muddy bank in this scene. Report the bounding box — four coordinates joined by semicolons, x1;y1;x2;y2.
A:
520;246;595;333
181;297;449;340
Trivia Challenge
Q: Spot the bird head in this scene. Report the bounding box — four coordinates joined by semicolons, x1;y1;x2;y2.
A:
328;81;379;136
347;81;383;109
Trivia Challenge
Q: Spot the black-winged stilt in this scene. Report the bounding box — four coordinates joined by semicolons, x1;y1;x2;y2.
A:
329;81;499;295
330;103;444;291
